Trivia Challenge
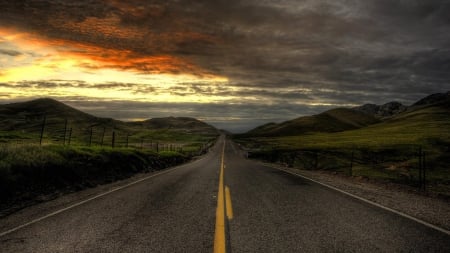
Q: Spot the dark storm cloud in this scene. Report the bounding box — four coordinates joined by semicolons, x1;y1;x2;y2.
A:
1;1;449;92
1;0;450;129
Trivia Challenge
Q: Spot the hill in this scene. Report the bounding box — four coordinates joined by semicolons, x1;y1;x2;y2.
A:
244;92;449;137
0;98;131;145
0;98;218;145
245;108;380;137
272;92;450;149
139;117;218;135
368;92;450;141
412;91;450;107
0;98;123;131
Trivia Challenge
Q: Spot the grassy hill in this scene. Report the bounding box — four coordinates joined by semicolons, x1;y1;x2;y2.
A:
0;98;219;146
136;116;218;135
245;108;380;137
242;92;449;147
0;98;127;144
267;98;450;150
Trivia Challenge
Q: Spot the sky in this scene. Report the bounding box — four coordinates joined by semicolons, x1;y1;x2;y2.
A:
0;0;449;132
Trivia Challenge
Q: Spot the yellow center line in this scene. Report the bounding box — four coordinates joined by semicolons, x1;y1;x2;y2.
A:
214;139;235;252
214;140;226;253
225;186;233;220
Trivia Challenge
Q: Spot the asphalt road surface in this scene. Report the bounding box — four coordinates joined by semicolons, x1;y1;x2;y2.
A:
0;136;449;252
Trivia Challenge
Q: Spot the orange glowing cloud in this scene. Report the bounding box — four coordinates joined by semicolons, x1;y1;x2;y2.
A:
0;26;216;78
0;26;230;104
54;41;205;75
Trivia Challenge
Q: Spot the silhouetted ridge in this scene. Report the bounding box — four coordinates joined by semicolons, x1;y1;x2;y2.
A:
411;91;450;108
246;108;379;137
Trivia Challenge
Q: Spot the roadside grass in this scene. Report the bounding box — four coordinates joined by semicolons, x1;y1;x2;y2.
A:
132;129;216;153
0;127;217;152
0;131;35;143
0;143;193;215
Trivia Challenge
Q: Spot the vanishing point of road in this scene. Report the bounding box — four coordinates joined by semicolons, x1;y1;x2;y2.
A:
0;136;449;252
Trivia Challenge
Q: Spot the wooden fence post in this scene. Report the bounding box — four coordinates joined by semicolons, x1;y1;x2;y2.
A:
350;150;354;176
68;128;72;145
100;127;105;146
112;131;115;148
418;146;422;188
39;114;47;146
89;127;93;146
63;119;68;145
422;150;426;191
314;151;319;169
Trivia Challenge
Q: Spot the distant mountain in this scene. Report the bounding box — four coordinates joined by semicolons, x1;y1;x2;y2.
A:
354;102;407;118
139;117;218;135
246;108;380;137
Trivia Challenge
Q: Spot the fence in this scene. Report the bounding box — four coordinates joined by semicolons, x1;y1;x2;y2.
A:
1;115;213;156
247;144;449;191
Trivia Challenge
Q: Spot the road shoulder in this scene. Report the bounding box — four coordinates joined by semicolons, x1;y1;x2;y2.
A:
262;162;450;231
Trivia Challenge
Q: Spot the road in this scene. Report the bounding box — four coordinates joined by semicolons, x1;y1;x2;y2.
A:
0;136;449;252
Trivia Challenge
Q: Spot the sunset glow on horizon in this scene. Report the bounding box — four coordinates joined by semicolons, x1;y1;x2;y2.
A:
0;27;230;103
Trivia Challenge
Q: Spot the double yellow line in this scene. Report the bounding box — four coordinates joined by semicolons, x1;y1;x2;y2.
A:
214;141;233;253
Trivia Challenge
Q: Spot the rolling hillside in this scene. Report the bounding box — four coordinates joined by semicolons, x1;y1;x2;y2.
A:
138;117;218;135
0;98;125;132
244;92;449;138
270;93;450;150
245;108;380;137
0;98;219;144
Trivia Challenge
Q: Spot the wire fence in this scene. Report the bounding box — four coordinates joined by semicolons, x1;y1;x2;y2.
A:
247;144;449;192
1;115;213;155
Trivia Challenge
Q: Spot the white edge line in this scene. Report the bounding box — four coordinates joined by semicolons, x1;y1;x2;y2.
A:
0;155;209;238
264;163;450;236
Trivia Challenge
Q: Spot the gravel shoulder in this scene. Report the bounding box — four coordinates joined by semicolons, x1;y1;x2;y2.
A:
263;162;450;232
